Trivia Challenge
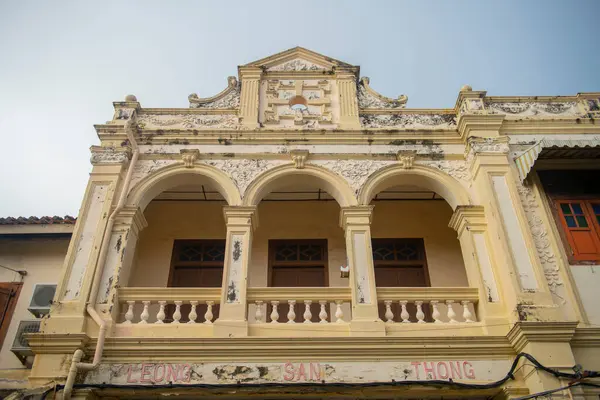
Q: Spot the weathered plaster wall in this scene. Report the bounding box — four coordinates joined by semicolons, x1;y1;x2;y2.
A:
129;202;227;287
0;237;69;369
570;265;600;325
371;201;469;287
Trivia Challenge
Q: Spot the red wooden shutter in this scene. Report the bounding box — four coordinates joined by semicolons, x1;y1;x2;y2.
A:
556;201;600;261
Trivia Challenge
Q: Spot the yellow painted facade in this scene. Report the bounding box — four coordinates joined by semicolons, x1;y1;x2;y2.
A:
2;47;600;399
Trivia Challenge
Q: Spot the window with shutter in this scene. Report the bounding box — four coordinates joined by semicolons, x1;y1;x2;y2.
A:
556;200;600;261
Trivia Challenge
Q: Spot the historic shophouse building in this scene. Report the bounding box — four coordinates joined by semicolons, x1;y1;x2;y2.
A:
1;47;600;399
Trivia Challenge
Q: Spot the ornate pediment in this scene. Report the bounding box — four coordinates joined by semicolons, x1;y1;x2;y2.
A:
358;77;408;109
188;76;240;109
243;46;356;74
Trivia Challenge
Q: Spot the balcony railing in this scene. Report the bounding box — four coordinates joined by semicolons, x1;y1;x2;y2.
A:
247;287;352;324
377;287;479;324
117;287;221;324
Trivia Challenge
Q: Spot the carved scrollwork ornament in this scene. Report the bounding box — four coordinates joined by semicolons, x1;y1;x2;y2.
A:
396;151;416;169
290;150;309;169
180;149;200;168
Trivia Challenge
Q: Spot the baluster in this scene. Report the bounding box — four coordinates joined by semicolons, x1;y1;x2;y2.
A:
431;300;441;323
303;300;312;323
384;300;394;323
446;300;458;323
172;301;182;324
124;301;135;324
287;300;296;323
400;301;410;323
255;301;263;323
156;301;166;324
415;301;425;324
139;301;150;324
335;300;344;323
270;301;279;323
461;300;474;323
204;301;214;324
188;301;198;324
318;300;328;323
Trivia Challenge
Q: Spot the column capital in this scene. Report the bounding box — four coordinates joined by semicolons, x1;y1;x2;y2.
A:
448;205;486;236
339;206;373;229
115;206;147;235
507;321;578;353
223;206;258;230
237;66;263;80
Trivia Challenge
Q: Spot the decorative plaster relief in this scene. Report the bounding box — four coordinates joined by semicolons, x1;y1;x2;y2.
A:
63;184;109;301
136;114;240;130
90;151;130;165
485;101;581;117
189;84;240;109
129;160;178;193
357;78;408;109
359;114;457;129
311;160;393;194
465;137;510;165
516;180;564;299
267;58;327;71
426;160;471;184
202;159;286;196
226;235;244;303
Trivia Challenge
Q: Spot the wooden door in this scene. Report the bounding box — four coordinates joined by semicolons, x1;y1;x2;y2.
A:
167;240;225;322
0;283;22;349
372;239;432;322
268;240;327;322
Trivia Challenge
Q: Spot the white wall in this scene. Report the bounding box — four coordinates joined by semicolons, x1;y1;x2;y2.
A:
0;236;69;370
570;265;600;325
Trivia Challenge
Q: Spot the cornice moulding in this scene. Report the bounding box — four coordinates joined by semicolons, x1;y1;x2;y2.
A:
507;321;578;353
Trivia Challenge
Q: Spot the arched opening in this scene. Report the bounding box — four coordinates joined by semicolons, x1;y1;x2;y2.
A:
122;169;239;324
245;166;355;323
361;166;474;323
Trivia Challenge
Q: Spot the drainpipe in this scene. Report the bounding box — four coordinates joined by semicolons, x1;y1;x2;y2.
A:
63;120;139;399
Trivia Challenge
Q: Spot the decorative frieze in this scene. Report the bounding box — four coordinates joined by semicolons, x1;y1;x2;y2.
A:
485;101;581;117
136;114;240;130
427;160;471;184
516;181;564;298
129;160;177;192
90;149;130;165
311;160;393;195
267;58;327;71
202;159;286;196
188;76;240;109
357;77;408;109
359;114;457;129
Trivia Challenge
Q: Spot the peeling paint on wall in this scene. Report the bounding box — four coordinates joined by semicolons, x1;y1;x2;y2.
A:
63;184;108;300
98;232;123;304
226;235;243;303
352;232;371;304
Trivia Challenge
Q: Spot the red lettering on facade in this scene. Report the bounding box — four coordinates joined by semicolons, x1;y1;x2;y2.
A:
140;364;153;383
153;364;165;383
423;362;437;379
463;361;475;379
297;363;307;381
180;364;192;383
310;363;321;381
450;361;462;379
126;364;138;383
283;362;295;381
166;364;181;382
411;362;421;379
437;362;449;379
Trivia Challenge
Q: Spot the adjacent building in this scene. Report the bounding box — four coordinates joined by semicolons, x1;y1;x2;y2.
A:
1;47;600;399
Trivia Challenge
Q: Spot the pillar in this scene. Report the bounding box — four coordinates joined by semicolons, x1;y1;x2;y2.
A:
337;70;361;129
213;206;257;337
340;206;385;336
449;205;508;333
238;67;261;129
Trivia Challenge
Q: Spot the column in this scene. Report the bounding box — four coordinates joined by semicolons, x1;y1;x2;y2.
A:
337;70;361;130
467;136;560;322
238;67;261;129
449;205;507;332
97;206;147;323
44;155;127;334
213;206;257;337
340;206;385;336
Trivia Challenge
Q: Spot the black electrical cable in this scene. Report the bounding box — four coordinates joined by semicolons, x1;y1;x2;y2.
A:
39;352;600;399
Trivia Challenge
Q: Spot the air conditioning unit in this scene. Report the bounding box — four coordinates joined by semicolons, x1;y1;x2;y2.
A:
10;320;41;367
28;284;56;318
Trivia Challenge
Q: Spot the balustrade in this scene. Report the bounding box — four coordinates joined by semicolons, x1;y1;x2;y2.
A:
377;287;478;324
117;288;220;324
247;287;351;324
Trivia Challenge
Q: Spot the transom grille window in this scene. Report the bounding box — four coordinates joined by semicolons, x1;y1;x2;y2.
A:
274;242;325;262
372;240;421;261
177;242;225;262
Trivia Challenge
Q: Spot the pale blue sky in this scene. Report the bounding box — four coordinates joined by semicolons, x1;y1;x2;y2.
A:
1;1;599;216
